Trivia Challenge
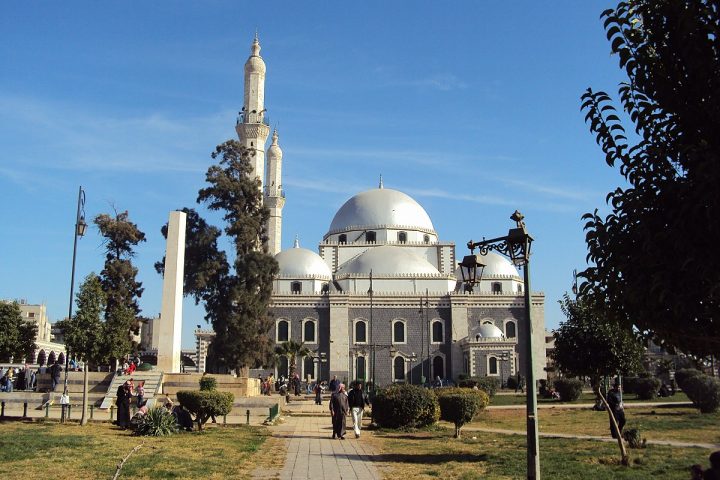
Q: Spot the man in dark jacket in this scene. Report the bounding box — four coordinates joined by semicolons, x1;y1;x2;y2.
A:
347;382;370;438
607;381;626;439
329;383;349;439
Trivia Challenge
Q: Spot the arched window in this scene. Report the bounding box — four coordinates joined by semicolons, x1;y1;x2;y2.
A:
356;356;366;381
492;282;502;294
505;321;517;339
291;281;302;294
48;351;56;365
398;231;407;243
431;320;443;343
58;352;65;365
433;356;445;380
365;231;376;243
463;353;470;374
303;357;315;380
355;320;367;343
37;349;46;366
303;320;317;343
277;356;289;378
339;234;347;244
277;320;289;342
423;234;430;243
393;356;405;381
489;356;498;375
392;320;406;344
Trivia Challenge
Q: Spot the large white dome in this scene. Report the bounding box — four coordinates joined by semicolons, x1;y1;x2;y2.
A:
478;323;505;339
336;245;440;276
275;246;332;279
326;188;436;236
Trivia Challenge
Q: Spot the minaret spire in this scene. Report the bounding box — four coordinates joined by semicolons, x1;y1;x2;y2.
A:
379;174;384;189
293;235;300;248
236;35;270;186
266;128;285;256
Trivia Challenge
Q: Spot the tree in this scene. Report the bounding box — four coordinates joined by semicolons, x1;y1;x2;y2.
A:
55;273;106;425
551;294;645;465
580;1;720;358
274;340;312;378
95;210;146;365
0;301;37;362
156;141;278;373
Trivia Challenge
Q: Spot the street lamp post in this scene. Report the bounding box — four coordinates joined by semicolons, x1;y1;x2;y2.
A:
62;186;87;424
368;270;375;395
500;351;510;389
409;352;417;384
458;211;539;480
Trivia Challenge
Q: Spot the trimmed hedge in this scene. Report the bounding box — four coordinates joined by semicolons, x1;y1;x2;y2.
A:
457;376;500;397
634;377;661;400
553;378;583;401
199;376;218;391
136;362;153;372
683;374;720;413
675;368;703;390
176;390;234;430
436;388;489;438
372;384;439;429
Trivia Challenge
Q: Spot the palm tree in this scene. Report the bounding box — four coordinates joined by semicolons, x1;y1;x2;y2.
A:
274;340;312;378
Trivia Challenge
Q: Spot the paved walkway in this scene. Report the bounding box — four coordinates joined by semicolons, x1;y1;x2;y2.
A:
257;414;382;480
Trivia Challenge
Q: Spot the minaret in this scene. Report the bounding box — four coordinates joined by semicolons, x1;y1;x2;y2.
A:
266;129;285;256
236;34;271;187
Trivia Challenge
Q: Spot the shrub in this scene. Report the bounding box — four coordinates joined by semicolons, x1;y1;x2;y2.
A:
372;384;439;429
458;376;500;397
683;374;720;413
553;378;583;401
436;388;489;438
176;390;234;430
135;407;178;437
634;377;660;400
675;368;703;390
622;428;647;449
507;375;518;391
199;375;218;391
136;363;153;372
623;377;638;395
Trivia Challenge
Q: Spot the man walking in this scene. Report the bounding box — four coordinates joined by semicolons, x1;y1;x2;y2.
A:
329;375;339;393
329;383;349;439
347;382;370;438
607;380;626;439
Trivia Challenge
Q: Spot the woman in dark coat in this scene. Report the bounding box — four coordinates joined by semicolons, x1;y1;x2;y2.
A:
115;381;132;429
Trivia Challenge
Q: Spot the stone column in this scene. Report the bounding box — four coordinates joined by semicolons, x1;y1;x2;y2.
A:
157;211;186;373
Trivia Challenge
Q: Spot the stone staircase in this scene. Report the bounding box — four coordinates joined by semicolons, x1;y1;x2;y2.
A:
99;371;163;409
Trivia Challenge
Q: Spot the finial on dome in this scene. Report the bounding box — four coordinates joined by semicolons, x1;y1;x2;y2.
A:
378;175;384;189
251;32;261;57
272;129;279;145
293;235;300;248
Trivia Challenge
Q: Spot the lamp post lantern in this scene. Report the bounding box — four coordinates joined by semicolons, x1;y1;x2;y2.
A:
62;186;87;424
458;210;540;480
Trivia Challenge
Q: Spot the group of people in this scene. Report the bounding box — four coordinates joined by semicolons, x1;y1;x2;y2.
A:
327;375;371;440
0;363;61;392
114;378;146;430
692;451;720;480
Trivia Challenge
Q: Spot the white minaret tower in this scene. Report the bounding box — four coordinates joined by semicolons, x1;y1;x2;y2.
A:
265;129;285;255
236;33;270;186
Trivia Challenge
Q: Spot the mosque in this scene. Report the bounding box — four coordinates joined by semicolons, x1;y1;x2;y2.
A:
196;36;547;387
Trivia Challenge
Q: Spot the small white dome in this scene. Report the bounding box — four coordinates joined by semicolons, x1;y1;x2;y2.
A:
478;323;505;339
326;188;436;236
455;252;520;279
275;245;331;279
336;245;440;276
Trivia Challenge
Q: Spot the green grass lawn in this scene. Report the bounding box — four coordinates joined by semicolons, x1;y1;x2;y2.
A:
0;420;274;479
490;391;690;406
472;405;720;444
369;427;711;480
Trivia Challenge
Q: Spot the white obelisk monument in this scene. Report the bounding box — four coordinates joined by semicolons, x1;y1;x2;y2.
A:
156;210;186;373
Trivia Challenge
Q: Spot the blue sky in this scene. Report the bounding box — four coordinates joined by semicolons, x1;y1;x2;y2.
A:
1;1;624;348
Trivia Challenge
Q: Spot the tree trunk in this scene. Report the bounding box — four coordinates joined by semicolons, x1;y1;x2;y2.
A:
455;424;461;438
596;387;629;466
80;363;89;426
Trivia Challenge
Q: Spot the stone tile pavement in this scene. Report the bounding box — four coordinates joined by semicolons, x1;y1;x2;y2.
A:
255;414;382;480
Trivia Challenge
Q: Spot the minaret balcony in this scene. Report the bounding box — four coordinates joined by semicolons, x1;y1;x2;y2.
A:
264;186;285;198
237;111;270;126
